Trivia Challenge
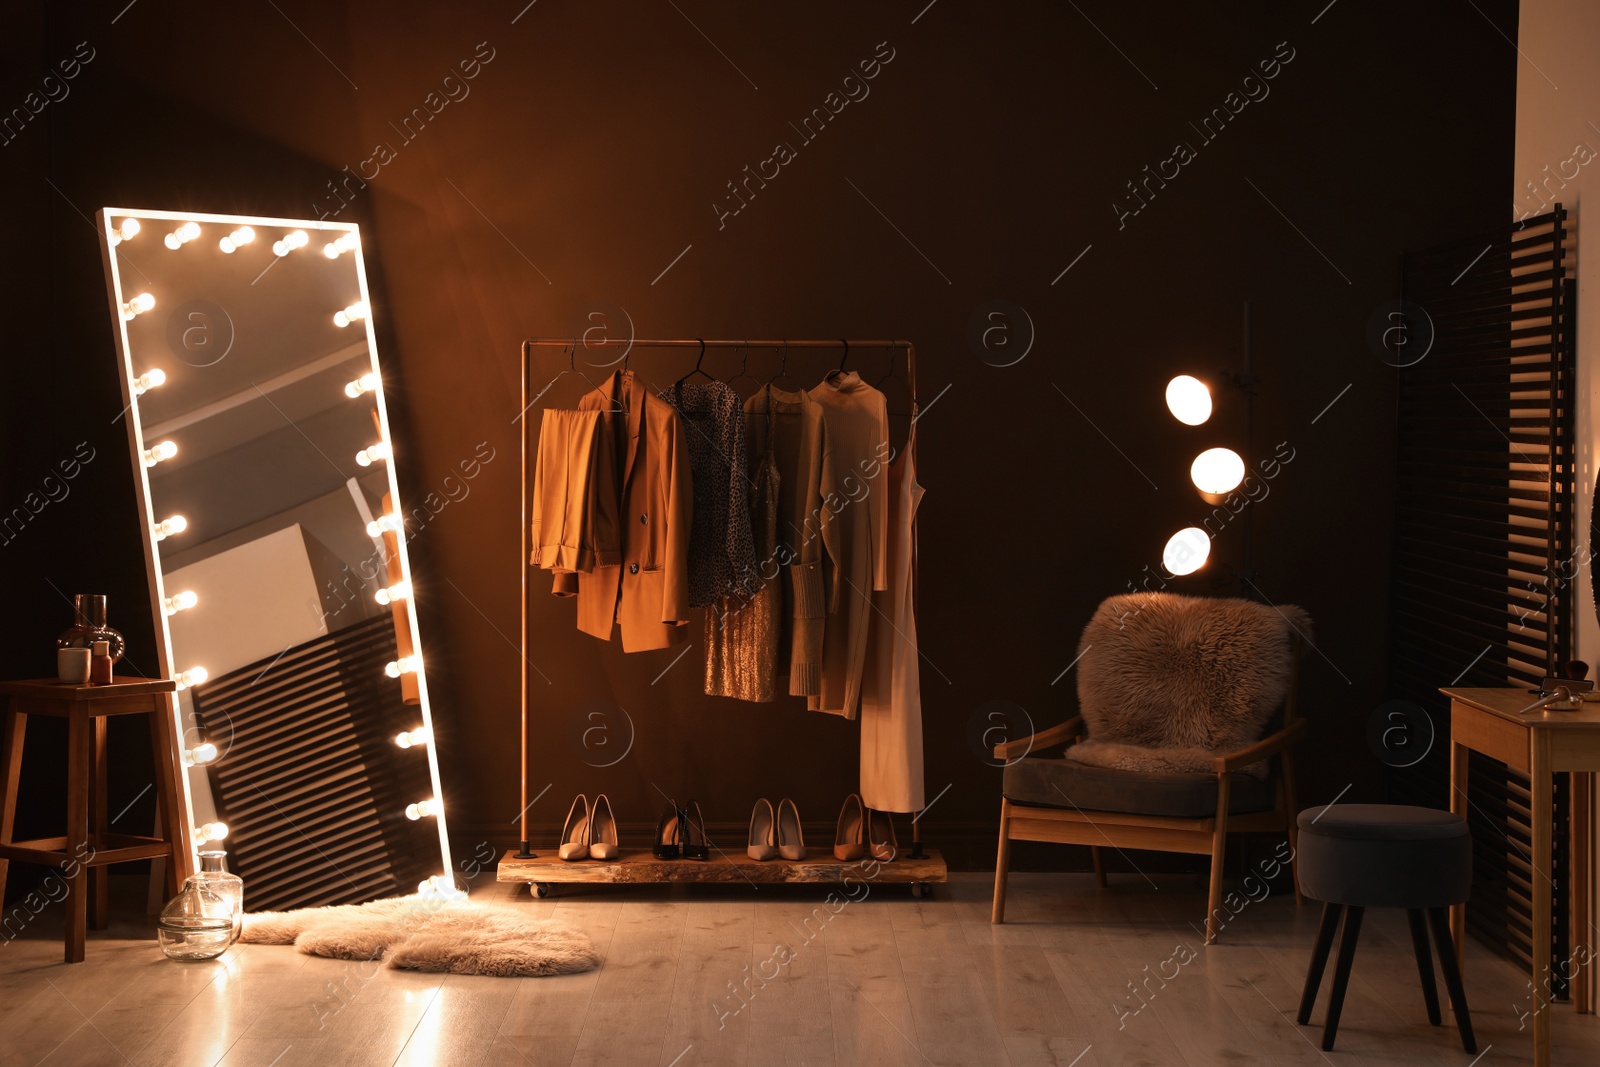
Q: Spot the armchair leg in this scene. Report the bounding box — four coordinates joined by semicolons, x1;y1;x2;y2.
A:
992;798;1012;925
1206;775;1232;944
1281;752;1304;905
1090;846;1107;888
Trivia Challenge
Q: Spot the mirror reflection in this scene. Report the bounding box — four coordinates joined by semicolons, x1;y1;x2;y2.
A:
97;208;454;910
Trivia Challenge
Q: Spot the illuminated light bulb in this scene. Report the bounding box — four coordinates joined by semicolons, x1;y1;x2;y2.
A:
153;514;188;541
195;821;229;842
366;513;402;538
120;218;141;239
133;367;167;395
142;439;179;467
175;665;209;690
405;798;440;821
218;225;255;254
355;441;391;467
163;589;199;615
344;371;380;398
164;232;182;250
1165;375;1213;426
394;725;431;749
165;221;201;250
1162;527;1211;577
374;580;411;606
121;292;156;321
272;239;288;256
1190;447;1246;497
333;301;368;328
386;655;421;678
183;741;219;767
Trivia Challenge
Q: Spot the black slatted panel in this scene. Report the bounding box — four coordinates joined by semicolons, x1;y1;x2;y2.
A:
192;614;438;912
1389;207;1574;992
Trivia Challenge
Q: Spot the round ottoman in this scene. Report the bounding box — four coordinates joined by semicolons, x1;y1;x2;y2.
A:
1294;804;1475;1053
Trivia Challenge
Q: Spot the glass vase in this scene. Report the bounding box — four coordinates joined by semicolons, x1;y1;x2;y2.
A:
56;594;126;664
156;878;233;961
193;850;245;944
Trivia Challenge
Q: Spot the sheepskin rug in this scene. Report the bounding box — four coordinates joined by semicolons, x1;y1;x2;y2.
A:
1065;592;1310;779
240;895;600;977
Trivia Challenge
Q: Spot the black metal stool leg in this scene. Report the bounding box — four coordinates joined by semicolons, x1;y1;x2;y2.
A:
1298;902;1343;1024
1407;909;1441;1025
1321;905;1364;1051
1427;907;1477;1054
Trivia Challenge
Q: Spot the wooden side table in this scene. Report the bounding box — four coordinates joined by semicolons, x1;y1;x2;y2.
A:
1441;687;1600;1067
0;677;189;962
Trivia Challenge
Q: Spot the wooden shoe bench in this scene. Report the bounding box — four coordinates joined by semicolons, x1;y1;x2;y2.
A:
498;847;947;898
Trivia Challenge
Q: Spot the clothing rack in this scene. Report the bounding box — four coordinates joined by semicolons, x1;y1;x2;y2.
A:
505;338;944;897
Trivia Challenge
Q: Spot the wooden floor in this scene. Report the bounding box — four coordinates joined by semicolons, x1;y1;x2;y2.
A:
1;872;1596;1066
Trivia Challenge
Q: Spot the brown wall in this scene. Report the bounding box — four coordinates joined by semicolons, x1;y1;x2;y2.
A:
4;0;1515;882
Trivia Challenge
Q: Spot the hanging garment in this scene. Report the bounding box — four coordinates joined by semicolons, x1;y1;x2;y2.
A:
860;418;926;813
809;372;891;720
744;386;838;697
669;380;758;609
530;408;621;573
705;432;780;701
550;371;694;652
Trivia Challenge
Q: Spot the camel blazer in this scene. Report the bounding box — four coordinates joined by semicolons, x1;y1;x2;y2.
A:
552;371;694;651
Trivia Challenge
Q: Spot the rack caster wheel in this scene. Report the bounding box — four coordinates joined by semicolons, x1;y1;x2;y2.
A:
534;883;553;898
910;882;930;899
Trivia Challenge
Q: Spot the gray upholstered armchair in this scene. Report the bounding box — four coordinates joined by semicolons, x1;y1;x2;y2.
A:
992;592;1310;942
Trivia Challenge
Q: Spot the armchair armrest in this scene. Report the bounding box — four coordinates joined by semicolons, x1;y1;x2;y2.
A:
1210;718;1308;774
993;716;1085;761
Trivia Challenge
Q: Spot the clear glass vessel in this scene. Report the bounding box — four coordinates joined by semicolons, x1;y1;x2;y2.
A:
156;878;233;961
56;594;126;664
193;850;245;944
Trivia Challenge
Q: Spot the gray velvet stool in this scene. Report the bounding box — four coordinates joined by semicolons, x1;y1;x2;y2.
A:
1295;804;1475;1053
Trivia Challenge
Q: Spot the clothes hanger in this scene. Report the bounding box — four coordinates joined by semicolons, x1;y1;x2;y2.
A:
876;344;916;417
725;344;760;396
528;342;603;407
765;340;803;392
823;339;851;385
675;339;715;388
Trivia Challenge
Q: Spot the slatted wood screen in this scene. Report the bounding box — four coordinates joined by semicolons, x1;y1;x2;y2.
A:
192;613;436;912
1389;205;1574;990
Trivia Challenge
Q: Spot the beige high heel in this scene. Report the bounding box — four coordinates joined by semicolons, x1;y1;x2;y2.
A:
867;807;898;862
833;794;866;862
748;798;777;861
559;795;589;861
589;794;619;860
777;798;806;861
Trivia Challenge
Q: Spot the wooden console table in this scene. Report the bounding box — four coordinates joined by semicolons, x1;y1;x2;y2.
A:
1441;687;1598;1067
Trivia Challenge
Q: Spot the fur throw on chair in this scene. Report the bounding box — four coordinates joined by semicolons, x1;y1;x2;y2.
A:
241;895;601;977
1065;592;1310;780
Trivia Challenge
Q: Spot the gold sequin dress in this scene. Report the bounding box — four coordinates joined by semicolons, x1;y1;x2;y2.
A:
705;419;781;700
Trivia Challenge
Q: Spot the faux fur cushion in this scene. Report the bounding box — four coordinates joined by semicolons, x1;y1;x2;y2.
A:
1065;592;1310;780
241;895;600;977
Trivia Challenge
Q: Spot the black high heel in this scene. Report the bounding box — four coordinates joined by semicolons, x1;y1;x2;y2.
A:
682;801;710;861
653;802;682;860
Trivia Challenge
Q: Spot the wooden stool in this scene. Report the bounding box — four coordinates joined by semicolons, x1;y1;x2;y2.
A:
0;678;189;962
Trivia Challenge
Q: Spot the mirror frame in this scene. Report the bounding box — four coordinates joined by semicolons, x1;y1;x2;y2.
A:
95;206;455;897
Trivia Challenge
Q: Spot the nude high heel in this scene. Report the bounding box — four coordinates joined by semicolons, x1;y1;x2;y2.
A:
867;807;898;862
777;798;806;861
559;795;589;861
833;794;867;862
589;794;619;860
748;799;778;861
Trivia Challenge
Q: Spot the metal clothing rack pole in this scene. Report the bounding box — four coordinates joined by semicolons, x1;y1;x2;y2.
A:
516;337;922;861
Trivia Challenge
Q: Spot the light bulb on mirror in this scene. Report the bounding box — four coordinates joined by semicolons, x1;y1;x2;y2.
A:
405;798;440;821
272;229;310;257
164;221;201;250
121;292;156;321
218;226;255;254
142;439;178;467
133;367;167;395
394;725;431;749
323;232;359;259
385;655;421;678
333;302;368;328
109;217;141;246
183;741;219;767
175;665;209;690
163;589;199;615
1190;447;1245;497
195;821;229;842
374;580;410;605
355;441;391;466
153;514;188;541
366;513;402;538
1162;527;1211;577
344;371;380;398
1165;375;1213;426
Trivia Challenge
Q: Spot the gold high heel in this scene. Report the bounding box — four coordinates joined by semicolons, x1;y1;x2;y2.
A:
777;798;806;861
748;799;778;861
867;807;898;862
589;794;619;860
559;795;589;861
833;794;867;862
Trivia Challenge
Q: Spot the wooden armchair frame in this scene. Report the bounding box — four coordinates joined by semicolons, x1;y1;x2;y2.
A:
992;641;1305;943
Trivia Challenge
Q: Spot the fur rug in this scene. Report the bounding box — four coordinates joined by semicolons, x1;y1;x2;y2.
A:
1065;592;1310;780
240;895;600;977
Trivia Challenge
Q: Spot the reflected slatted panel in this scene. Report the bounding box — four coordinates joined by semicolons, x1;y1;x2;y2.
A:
193;613;433;912
1388;206;1574;989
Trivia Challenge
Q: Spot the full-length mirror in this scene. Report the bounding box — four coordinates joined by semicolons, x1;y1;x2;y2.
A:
96;208;454;910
